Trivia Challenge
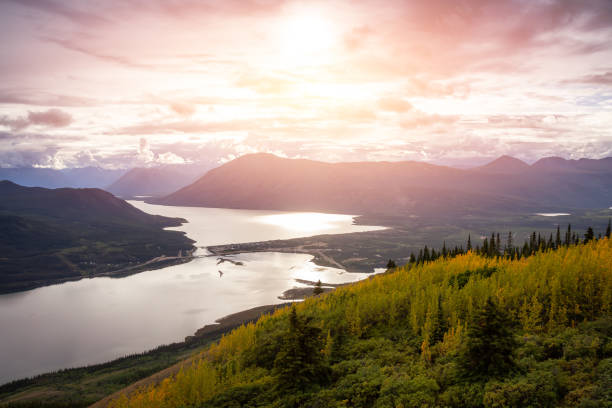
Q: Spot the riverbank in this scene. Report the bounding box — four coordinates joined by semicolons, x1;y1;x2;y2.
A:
0;252;195;295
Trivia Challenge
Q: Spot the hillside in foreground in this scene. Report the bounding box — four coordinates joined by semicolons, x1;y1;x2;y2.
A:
0;181;194;293
106;238;612;408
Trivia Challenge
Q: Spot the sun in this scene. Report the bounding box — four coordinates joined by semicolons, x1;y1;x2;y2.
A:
276;10;336;67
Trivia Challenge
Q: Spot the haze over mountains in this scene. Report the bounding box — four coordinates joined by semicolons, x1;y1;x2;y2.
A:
157;153;612;215
0;167;126;189
0;164;213;198
106;163;212;198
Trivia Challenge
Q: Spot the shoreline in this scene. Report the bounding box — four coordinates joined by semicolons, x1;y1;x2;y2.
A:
208;241;355;272
0;303;292;406
0;243;387;405
0;252;195;295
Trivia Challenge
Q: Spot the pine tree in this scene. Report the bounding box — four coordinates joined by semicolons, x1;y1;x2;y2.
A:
496;233;501;256
273;307;330;391
386;259;397;269
431;295;448;344
506;231;513;256
547;233;553;250
459;298;517;381
565;224;572;246
555;225;561;248
606;219;611;239
530;232;537;253
584;227;595;243
313;280;324;295
409;253;416;264
467;234;472;251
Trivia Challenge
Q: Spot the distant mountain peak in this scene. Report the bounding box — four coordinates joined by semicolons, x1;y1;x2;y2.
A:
479;155;530;173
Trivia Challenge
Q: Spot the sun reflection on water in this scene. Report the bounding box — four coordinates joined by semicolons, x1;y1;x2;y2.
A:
255;212;355;233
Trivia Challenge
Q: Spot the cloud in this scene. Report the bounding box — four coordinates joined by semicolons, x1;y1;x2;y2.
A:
27;109;73;127
343;25;372;51
400;111;459;128
235;72;294;94
405;77;470;98
170;102;196;116
41;36;154;69
137;137;188;166
377;97;413;112
0;109;73;131
569;71;612;86
0;89;99;107
7;0;110;26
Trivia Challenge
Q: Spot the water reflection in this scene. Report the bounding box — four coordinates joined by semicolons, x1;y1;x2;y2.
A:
0;203;383;384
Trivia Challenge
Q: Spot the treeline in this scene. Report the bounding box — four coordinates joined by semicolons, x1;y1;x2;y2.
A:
405;219;611;265
110;238;612;408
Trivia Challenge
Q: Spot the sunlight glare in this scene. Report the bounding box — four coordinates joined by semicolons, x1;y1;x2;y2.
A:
256;212;353;233
276;9;336;67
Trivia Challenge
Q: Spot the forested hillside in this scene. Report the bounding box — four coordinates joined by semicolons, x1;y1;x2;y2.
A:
108;237;612;408
0;181;194;293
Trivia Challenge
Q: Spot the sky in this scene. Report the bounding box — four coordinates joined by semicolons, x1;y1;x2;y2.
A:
1;0;612;169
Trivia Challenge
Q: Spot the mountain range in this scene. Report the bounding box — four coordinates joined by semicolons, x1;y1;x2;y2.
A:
156;154;612;215
0;164;213;199
0;167;126;189
106;163;212;198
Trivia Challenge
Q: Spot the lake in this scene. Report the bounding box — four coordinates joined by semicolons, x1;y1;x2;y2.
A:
0;202;383;384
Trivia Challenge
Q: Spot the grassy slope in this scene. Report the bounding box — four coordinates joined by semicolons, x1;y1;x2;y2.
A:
107;238;612;408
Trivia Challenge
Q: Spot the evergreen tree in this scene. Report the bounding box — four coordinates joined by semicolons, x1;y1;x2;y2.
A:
584;227;595;243
423;246;430;262
409;253;416;264
459;298;517;381
467;234;472;251
273;307;330;391
313;280;324;296
496;233;501;256
565;224;572;246
606;219;611;239
555;225;561;248
431;295;447;344
386;259;397;269
537;233;543;251
547;233;553;250
506;231;513;256
530;232;537;253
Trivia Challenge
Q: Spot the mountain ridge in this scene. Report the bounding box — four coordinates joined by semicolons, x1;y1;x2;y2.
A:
155;154;612;215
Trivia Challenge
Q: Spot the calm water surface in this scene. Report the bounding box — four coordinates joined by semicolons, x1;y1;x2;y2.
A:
0;202;383;384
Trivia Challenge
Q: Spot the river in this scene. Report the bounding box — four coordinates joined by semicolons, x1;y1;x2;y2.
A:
0;201;383;384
